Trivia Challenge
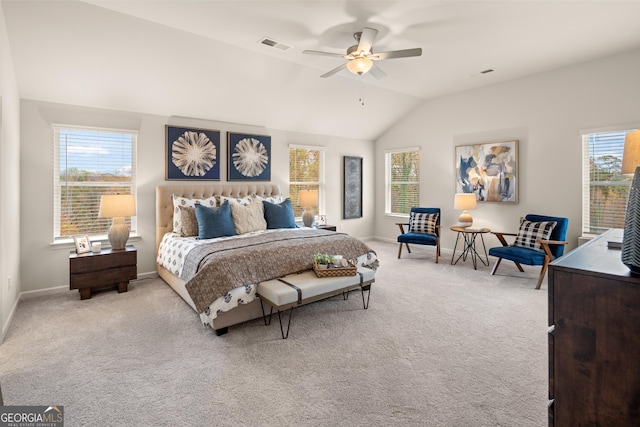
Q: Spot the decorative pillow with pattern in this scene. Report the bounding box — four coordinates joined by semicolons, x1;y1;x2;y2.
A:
229;197;267;234
178;206;199;237
172;194;216;235
409;212;438;235
512;220;557;252
220;195;255;206
256;194;284;204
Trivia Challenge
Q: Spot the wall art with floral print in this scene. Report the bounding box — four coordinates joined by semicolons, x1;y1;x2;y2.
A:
227;132;271;181
166;125;221;180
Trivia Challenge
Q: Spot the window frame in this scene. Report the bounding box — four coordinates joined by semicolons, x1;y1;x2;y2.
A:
581;126;637;236
288;144;325;220
53;124;138;243
385;146;420;217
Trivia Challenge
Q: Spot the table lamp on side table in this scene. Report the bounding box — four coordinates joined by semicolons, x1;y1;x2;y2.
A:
299;190;318;228
99;194;137;250
621;130;640;273
454;193;477;228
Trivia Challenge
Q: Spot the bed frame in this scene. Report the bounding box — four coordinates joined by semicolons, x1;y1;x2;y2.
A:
156;184;282;334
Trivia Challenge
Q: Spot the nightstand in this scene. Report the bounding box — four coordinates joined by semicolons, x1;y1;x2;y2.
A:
69;246;137;300
316;225;337;231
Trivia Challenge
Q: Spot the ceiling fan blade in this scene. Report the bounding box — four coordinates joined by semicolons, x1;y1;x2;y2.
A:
368;63;387;80
303;50;346;58
372;48;422;60
320;63;347;78
357;27;378;54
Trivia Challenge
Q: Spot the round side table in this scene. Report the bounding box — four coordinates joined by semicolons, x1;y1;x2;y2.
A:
450;226;491;270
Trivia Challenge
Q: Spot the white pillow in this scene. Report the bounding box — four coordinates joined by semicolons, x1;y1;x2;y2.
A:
220;195;255;206
228;197;267;234
172;194;217;235
256;194;284;204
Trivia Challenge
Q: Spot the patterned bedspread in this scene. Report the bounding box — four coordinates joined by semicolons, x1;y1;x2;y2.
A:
182;228;375;313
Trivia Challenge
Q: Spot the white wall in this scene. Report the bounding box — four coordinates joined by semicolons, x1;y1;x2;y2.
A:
19;100;374;294
375;48;640;255
0;1;21;340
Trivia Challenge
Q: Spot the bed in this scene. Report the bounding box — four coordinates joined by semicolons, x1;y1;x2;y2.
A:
155;184;377;335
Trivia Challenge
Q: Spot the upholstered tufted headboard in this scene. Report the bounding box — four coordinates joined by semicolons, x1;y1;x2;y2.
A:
155;184;282;254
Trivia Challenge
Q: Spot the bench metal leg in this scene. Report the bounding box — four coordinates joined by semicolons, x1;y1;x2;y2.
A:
360;284;371;309
259;298;275;326
260;297;294;339
277;307;295;339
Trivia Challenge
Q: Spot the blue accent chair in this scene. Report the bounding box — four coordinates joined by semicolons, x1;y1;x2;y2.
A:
397;207;441;263
489;214;569;289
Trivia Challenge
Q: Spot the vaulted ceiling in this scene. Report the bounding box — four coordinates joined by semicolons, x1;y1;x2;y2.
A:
4;0;640;140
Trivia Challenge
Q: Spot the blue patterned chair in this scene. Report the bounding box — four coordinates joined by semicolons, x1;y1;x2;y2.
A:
397;207;441;263
489;214;569;289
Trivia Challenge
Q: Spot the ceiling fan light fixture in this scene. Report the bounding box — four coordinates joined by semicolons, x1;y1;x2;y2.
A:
346;57;373;75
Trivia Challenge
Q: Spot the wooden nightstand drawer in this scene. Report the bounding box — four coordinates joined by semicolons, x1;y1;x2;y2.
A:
69;246;137;300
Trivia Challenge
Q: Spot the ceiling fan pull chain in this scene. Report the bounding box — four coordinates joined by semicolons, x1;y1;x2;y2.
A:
359;75;365;106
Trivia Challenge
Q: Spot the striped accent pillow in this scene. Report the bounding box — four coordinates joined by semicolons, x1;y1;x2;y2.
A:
409;212;438;235
513;220;557;252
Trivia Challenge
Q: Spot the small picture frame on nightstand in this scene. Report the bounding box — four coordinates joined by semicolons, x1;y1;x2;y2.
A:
73;235;91;254
317;215;326;226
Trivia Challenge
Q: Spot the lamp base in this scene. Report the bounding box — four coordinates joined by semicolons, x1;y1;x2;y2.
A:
458;211;473;228
108;217;130;250
302;208;315;228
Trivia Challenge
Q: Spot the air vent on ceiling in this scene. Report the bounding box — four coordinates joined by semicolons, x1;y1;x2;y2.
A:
480;69;495;74
258;37;292;52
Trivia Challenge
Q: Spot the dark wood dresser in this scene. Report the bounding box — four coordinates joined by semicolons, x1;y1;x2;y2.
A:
548;228;640;426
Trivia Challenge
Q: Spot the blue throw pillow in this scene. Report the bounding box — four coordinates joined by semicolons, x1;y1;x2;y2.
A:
194;200;237;239
263;198;297;229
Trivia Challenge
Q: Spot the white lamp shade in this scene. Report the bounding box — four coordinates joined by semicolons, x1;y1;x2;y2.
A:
622;130;640;175
99;194;137;218
454;193;477;211
298;190;318;207
346;57;373;75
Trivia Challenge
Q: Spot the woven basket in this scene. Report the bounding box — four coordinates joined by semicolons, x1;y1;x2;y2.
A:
313;260;357;277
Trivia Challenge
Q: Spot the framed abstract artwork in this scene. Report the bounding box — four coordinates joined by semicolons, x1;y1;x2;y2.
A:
455;140;518;203
343;156;363;219
166;125;220;180
227;132;271;181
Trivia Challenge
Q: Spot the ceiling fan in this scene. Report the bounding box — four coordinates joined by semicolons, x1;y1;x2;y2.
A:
303;27;422;79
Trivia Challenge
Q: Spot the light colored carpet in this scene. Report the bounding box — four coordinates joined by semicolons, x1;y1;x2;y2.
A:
0;240;548;426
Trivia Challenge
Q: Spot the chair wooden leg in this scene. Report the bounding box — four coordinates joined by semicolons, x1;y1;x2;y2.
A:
490;258;502;276
397;243;403;259
406;243;411;254
513;261;525;272
435;240;440;264
536;258;551;290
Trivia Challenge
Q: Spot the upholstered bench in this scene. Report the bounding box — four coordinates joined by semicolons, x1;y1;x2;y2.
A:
257;267;375;339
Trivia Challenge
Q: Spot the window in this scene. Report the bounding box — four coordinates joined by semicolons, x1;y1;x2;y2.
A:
53;126;137;241
289;145;325;218
582;129;636;235
385;147;420;215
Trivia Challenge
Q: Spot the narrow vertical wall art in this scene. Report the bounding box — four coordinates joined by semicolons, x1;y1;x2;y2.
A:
343;156;363;219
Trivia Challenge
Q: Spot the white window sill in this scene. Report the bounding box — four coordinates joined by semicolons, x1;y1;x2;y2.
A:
50;234;142;250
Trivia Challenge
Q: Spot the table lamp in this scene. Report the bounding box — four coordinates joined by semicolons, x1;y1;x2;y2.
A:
454;193;477;228
99;194;137;250
298;190;318;228
621;130;640;273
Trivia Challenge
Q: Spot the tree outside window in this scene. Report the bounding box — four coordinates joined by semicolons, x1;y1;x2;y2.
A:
386;149;420;215
583;130;635;235
289;146;324;218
